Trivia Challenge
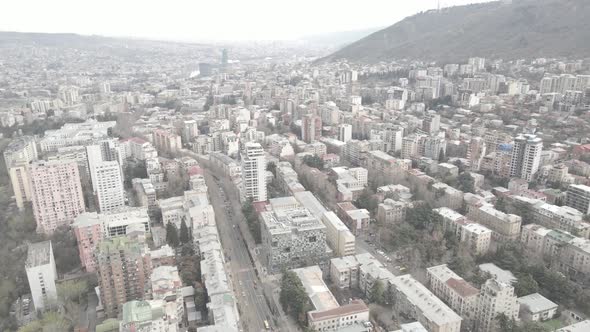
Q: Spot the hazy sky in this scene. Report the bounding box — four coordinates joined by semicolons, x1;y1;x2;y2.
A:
0;0;492;41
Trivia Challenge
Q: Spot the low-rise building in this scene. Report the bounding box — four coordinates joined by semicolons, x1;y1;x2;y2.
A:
517;293;558;322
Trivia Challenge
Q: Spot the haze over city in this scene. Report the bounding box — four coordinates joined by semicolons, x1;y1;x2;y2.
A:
1;0;590;332
1;0;492;41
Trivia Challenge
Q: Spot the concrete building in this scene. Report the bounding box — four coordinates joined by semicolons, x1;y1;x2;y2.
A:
422;112;441;134
566;184;590;215
9;160;32;210
331;166;368;201
90;160;125;213
293;266;370;332
39;120;116;152
150;266;184;329
377;199;407;225
120;300;176;332
97;236;152;317
153;129;182;154
336;202;370;236
25;241;57;312
29;160;85;234
426;265;479;327
475;279;519;332
322;212;356;257
302;114;322;143
240;142;267;202
517;293;558;322
3;135;38;168
338;124;352;143
509;134;543;181
132;178;158;216
467;204;521;241
390;275;462;332
260;205;328;273
72;207;151;272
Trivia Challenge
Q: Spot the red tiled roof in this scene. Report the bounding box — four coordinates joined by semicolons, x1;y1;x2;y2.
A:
446;278;479;297
309;300;369;321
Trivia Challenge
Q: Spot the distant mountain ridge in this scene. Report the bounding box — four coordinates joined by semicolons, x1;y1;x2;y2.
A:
321;0;590;63
299;27;384;49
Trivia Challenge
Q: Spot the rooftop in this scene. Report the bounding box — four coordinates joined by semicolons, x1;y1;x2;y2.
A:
517;293;558;313
26;241;53;268
292;265;339;312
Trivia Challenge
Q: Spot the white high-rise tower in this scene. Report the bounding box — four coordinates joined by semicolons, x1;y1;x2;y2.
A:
241;142;267;202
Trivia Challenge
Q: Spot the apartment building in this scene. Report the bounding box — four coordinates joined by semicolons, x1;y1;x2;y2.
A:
29;160;86;234
426;265;479;327
240;142;267;202
97;236;152;317
566;184;590;215
153;128;182;153
466;204;521;241
72;207;151;272
25;241;58;312
475;279;519;332
293;265;370;332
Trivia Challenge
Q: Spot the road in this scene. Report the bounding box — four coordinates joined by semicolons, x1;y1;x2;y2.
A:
204;170;276;332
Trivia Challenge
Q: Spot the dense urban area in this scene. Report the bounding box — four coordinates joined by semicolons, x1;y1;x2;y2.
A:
2;2;590;332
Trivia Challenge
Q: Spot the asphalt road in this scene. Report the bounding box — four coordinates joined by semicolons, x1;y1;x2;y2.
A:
204;170;275;332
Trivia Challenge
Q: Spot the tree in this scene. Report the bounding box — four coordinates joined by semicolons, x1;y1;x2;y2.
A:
513;273;539;297
179;220;191;244
369;280;386;305
302;155;324;170
242;198;261;243
166;223;180;248
354;188;378;215
495;196;507;212
266;162;277;177
280;271;312;327
458;172;475;193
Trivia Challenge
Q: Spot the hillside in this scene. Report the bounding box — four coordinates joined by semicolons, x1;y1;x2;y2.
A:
322;0;590;63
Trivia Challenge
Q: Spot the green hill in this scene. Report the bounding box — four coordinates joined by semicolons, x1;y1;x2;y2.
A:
321;0;590;63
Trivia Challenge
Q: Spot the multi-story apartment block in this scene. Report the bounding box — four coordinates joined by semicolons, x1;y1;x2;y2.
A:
25;241;58;312
153;129;182;154
39;120;116;152
331;166;368;201
72;207;151;272
3;135;38;168
240;142;267;202
90;160;125;213
377;199;408;225
338;124;352;143
302;114;322;143
475;279;519;332
9;159;32;210
390;275;462;332
260;205;328;273
509;134;543;181
29;160;86;234
434;208;492;254
293;266;370;332
321;212;356;257
521;224;590;280
467;204;521;241
566;184;590;215
426;265;479;328
150;266;184;329
97;236;152;317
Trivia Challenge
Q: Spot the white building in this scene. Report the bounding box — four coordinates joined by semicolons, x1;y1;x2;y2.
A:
475;279;519;332
517;293;558;322
240;142;267;202
338;124;352;143
509;134;543;181
25;241;58;312
90;160;125;213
